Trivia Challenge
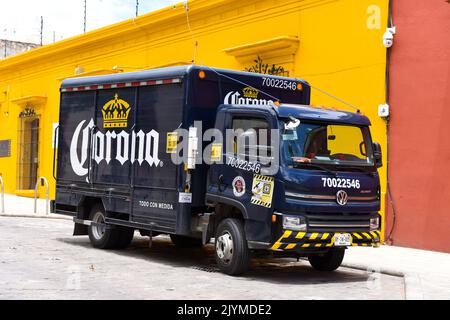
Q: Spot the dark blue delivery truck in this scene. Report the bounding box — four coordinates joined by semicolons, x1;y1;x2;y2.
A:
54;65;383;275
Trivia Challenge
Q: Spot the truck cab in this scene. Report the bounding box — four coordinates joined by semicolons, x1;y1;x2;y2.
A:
204;103;382;274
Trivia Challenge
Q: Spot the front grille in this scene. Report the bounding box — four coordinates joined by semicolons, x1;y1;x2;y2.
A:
306;213;376;232
285;192;378;203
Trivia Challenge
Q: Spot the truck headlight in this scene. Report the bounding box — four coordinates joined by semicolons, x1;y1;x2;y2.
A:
370;217;380;231
283;215;307;231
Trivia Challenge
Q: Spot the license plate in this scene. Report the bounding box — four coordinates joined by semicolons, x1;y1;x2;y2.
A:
334;233;352;247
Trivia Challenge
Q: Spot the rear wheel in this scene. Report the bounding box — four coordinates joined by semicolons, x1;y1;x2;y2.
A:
214;218;250;276
88;205;134;249
170;234;203;248
308;248;345;272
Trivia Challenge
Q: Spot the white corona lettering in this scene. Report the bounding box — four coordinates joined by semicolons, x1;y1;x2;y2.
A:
145;130;160;167
94;131;105;164
105;131;116;164
69;119;161;178
131;130;146;165
224;91;275;106
70;119;94;177
116;130;129;165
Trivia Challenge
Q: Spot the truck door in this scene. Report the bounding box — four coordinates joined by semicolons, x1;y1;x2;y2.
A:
212;110;277;243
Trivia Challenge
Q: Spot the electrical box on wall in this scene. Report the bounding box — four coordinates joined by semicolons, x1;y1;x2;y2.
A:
378;103;390;118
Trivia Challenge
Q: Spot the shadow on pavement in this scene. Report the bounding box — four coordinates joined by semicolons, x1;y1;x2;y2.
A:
56;235;371;286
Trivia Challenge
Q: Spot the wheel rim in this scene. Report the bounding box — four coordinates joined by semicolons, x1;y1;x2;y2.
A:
92;211;106;240
216;231;234;264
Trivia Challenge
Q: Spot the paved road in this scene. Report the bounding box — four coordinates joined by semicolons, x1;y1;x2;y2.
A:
0;217;405;300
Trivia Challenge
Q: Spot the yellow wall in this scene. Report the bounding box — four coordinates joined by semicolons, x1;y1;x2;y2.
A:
0;0;388;233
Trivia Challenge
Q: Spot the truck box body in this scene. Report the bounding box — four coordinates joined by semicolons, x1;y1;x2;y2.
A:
56;66;310;235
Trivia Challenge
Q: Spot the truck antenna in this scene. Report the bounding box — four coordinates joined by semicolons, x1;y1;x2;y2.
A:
308;84;361;113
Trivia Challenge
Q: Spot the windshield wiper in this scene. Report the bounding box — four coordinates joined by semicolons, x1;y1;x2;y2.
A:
339;165;374;176
293;162;338;177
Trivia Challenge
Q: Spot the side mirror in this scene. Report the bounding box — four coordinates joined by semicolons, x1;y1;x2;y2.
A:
284;116;300;130
373;142;383;168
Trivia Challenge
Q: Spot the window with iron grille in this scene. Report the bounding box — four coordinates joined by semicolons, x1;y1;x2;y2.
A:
17;111;40;190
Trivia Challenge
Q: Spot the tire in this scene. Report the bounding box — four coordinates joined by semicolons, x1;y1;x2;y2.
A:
115;227;135;249
88;205;134;249
308;248;345;272
214;218;250;276
170;234;203;248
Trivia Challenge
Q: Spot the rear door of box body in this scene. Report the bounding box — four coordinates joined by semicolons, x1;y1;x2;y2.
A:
57;91;97;186
56;91;98;210
57;82;185;234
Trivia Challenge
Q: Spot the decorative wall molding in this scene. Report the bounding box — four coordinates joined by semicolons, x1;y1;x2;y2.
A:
224;36;299;76
19;108;37;119
223;36;299;62
11;95;47;107
244;56;288;76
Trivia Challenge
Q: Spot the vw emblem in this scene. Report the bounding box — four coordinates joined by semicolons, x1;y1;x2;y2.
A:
336;190;349;206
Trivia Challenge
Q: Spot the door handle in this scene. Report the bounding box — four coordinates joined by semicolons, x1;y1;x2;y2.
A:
218;174;227;192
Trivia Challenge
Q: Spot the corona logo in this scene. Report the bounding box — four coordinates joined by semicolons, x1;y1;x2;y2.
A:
243;87;259;99
102;94;131;129
70;119;161;178
224;88;275;106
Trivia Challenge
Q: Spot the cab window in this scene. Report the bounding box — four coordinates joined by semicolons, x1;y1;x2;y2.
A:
231;117;272;164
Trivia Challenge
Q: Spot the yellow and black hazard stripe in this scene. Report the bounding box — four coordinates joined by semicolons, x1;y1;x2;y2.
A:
271;230;382;250
253;175;274;182
251;199;271;208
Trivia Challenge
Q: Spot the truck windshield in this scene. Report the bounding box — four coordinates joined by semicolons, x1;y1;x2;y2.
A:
281;121;375;168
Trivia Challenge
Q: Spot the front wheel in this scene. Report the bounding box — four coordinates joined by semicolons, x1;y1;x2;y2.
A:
214;218;250;276
308;248;345;272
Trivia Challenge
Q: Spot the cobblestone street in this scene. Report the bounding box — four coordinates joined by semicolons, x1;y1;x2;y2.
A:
0;217;405;300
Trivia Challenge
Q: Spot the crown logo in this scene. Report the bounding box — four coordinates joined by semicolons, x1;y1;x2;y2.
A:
102;94;131;129
243;87;259;99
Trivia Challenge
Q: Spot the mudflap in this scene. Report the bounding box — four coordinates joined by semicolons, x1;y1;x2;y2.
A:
73;223;88;236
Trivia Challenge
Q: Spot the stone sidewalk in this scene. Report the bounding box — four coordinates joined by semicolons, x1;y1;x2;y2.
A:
0;193;69;220
1;194;449;299
344;246;450;300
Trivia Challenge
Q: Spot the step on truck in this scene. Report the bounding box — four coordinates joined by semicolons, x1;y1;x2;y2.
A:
54;65;383;275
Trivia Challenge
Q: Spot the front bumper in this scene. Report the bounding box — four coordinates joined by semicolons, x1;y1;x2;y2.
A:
271;230;382;251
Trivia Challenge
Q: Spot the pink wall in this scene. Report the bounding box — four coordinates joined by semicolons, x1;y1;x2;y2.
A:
387;0;450;252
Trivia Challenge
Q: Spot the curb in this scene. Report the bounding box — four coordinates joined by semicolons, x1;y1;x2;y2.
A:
342;262;426;300
403;274;425;300
0;213;72;220
342;262;404;278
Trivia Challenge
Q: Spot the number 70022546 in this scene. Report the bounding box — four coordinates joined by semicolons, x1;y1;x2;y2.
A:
322;178;361;189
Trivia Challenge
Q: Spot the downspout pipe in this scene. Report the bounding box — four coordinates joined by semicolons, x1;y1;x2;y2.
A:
385;0;397;244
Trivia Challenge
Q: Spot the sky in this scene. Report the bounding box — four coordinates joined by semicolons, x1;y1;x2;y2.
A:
0;0;181;44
